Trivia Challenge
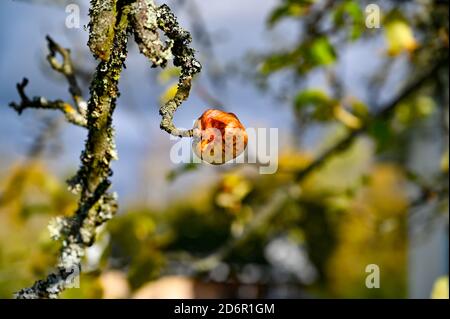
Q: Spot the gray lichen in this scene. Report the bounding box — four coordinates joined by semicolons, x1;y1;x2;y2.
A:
157;4;202;137
130;1;202;137
131;0;173;67
88;0;118;61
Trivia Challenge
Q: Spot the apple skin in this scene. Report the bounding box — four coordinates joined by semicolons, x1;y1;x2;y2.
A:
192;109;248;165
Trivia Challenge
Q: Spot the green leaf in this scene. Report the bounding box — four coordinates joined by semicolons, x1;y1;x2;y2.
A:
268;0;316;27
295;89;331;109
260;37;336;76
294;89;335;121
394;96;436;126
309;37;337;66
166;163;199;182
344;1;363;21
268;5;291;27
367;119;393;152
260;47;303;75
348;98;369;120
333;0;364;40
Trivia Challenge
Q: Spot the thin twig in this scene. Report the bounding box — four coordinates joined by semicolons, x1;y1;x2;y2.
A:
9;78;87;127
9;36;88;128
46;35;87;116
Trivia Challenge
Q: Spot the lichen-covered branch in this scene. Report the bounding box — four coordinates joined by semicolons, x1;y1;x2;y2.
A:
131;0;172;67
11;0;201;299
13;0;132;298
131;0;202;137
157;4;202;137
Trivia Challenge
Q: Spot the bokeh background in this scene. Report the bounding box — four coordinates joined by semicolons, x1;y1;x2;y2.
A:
0;0;448;298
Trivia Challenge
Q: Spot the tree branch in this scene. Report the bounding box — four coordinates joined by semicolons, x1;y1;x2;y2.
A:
130;0;202;137
46;35;87;116
156;4;202;137
13;0;133;298
9;78;87;128
9;35;89;128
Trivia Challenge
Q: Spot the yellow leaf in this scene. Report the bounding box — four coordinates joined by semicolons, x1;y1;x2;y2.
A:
159;83;178;105
441;149;449;173
385;20;418;56
157;67;180;85
431;276;449;299
333;104;363;129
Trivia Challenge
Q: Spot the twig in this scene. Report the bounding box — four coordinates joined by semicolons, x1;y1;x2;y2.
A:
156;4;202;137
9;78;87;128
46;35;87;116
131;1;202;137
9;35;88;127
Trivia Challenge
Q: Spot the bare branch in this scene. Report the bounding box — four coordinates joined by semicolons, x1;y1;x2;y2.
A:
131;0;172;68
9;35;89;128
9;78;87;127
46;35;87;116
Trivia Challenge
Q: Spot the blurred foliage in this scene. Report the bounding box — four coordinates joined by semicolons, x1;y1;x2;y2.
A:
158;66;181;105
0;138;413;298
0;162;75;297
268;0;315;27
431;276;449;299
327;165;408;298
